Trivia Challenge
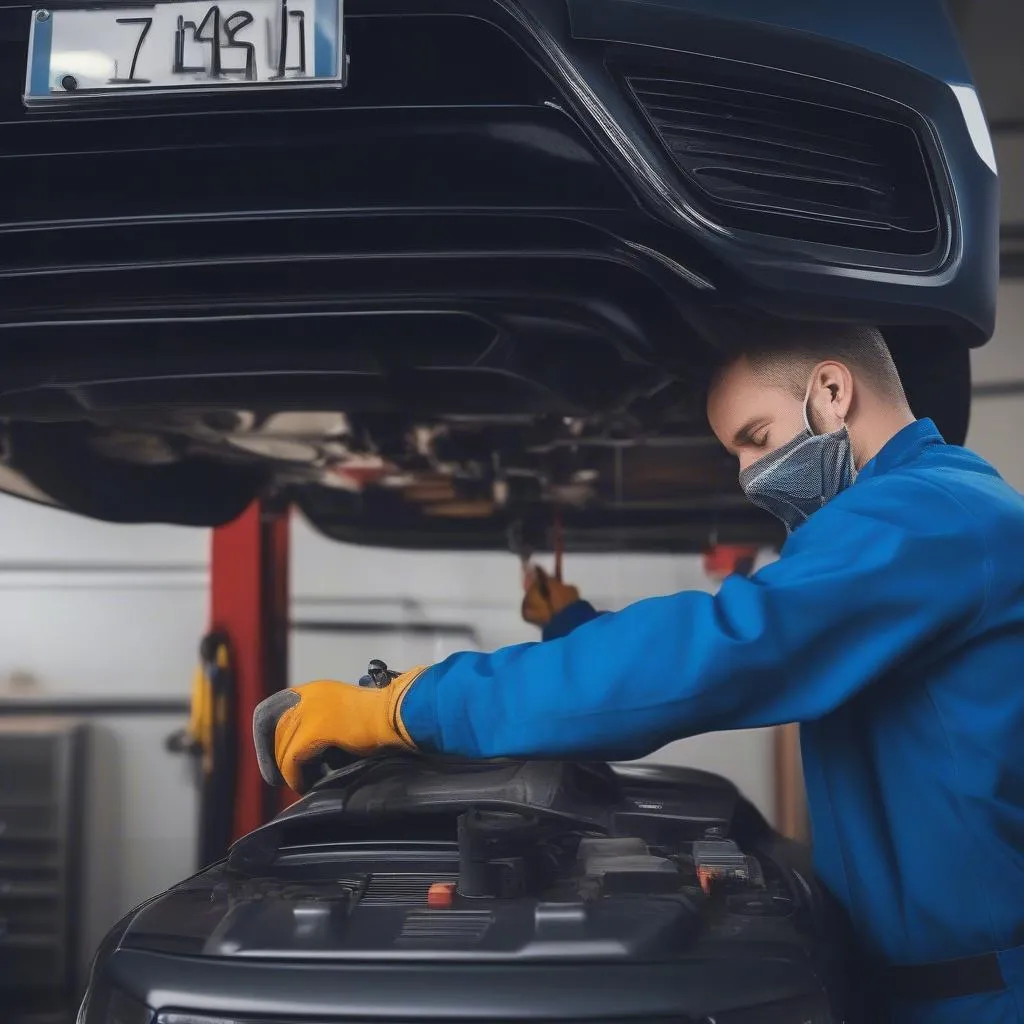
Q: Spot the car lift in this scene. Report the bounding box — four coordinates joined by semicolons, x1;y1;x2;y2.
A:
209;499;295;843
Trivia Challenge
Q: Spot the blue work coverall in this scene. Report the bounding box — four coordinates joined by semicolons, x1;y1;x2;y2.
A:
402;419;1024;1023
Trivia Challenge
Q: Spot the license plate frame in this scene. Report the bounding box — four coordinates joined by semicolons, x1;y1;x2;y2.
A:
24;0;346;106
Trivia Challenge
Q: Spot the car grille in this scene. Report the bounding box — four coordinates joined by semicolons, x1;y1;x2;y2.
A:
626;73;940;256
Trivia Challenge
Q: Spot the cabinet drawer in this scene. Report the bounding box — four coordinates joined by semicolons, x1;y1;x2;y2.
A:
0;804;57;838
0;864;61;898
0;838;62;867
0;737;57;796
6;990;69;1024
0;941;62;989
0;896;60;937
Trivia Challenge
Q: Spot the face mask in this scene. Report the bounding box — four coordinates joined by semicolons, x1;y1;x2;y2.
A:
737;388;856;534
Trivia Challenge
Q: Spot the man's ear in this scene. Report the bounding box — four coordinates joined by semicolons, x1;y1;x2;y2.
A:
808;361;854;429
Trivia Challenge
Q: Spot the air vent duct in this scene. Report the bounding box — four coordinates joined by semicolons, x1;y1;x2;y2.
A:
626;74;940;255
396;910;494;948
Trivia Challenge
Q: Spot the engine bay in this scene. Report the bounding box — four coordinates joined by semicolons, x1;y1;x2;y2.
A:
119;755;817;966
85;755;848;1023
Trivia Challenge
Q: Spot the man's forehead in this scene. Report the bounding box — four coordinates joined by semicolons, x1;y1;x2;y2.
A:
706;359;796;434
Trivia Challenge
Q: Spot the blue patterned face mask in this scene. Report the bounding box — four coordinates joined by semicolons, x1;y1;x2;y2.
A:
737;389;857;534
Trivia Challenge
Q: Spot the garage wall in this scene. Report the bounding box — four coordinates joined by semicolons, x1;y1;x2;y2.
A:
0;280;1020;980
0;502;207;985
967;280;1024;488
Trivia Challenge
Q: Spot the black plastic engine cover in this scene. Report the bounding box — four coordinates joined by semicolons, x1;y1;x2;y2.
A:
76;756;848;1024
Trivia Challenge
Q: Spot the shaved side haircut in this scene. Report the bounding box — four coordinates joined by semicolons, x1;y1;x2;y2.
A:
712;321;909;406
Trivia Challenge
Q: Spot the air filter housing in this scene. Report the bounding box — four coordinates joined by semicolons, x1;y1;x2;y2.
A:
626;73;940;256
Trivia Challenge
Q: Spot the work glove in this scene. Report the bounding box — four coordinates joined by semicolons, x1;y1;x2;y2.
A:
252;668;426;793
521;565;581;628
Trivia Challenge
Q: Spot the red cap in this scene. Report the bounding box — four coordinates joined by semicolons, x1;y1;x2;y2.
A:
427;882;457;908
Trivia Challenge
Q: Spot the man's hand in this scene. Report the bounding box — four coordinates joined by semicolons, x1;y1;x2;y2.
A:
252;668;425;793
521;565;581;627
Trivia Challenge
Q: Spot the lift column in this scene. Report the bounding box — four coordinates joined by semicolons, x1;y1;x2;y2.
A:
210;499;293;843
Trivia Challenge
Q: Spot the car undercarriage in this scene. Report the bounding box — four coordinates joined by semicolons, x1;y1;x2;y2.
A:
0;0;997;552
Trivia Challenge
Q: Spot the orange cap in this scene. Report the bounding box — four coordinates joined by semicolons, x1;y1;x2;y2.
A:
427;882;457;908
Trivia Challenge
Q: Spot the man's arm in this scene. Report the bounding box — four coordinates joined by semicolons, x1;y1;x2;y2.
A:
520;565;604;640
400;491;989;760
541;599;603;640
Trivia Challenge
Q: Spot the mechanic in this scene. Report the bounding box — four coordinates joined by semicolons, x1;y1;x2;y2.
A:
255;324;1024;1023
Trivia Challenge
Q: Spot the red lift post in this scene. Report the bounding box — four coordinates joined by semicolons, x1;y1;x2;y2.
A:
209;500;294;843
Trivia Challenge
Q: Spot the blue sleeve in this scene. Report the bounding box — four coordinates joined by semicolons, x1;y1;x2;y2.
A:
400;486;989;760
541;600;603;641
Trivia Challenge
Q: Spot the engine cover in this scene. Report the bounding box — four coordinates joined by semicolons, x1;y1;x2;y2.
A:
77;758;852;1024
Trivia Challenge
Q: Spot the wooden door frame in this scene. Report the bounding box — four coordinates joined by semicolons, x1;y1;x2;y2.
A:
773;723;809;843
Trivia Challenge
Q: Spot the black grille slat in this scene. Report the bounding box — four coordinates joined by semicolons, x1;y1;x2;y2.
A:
395;910;493;948
631;78;890;152
627;73;939;255
694;183;896;231
658;137;888;191
650;117;883;169
361;873;458;906
642;104;883;161
633;81;882;145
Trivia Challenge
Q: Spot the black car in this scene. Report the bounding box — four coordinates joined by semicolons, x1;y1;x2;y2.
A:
0;0;999;554
77;747;864;1024
0;1;998;1022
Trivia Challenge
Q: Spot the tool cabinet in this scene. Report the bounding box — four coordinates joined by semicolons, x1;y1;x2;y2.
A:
0;718;87;1024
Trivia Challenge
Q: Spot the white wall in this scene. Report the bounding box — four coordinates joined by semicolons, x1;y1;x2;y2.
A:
0;278;1020;981
0;500;207;984
968;279;1024;488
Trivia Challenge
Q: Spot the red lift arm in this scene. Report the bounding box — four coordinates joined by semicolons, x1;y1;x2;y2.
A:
209;500;293;842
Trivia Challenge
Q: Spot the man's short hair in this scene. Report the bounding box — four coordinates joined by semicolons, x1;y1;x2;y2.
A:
711;320;908;404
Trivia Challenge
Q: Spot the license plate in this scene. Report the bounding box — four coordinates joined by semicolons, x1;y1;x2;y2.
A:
24;0;343;104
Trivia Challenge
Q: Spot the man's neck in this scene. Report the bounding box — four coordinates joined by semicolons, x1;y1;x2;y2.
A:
851;408;916;470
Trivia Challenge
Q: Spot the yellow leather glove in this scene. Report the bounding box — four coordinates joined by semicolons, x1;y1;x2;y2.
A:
252;668;425;793
521;565;580;628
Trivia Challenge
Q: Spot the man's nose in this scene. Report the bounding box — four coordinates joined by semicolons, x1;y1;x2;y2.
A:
737;453;758;475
